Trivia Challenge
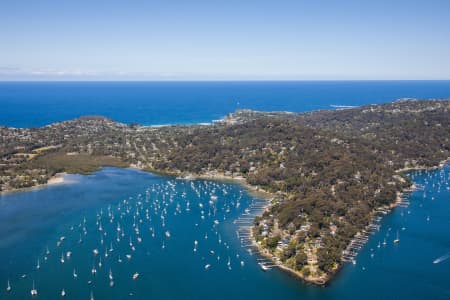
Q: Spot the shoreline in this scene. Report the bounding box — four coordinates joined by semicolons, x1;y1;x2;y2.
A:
0;172;70;195
47;172;68;185
146;169;332;285
395;157;450;173
248;219;330;285
222;158;450;286
1;159;449;285
144;168;276;200
335;159;450;282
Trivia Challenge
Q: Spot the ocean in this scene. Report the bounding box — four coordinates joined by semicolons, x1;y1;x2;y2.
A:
1;81;450;127
1;81;450;300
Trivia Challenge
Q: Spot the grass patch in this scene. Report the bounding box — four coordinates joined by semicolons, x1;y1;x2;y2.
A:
27;152;129;175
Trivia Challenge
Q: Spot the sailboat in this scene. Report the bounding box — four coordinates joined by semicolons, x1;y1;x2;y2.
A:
193;240;198;252
36;259;40;270
30;280;38;296
73;269;78;278
394;231;400;244
61;288;66;297
6;280;11;293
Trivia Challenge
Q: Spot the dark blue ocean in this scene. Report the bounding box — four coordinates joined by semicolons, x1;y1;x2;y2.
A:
1;81;450;127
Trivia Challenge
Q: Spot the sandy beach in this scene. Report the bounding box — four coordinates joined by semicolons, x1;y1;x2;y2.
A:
0;172;74;195
47;172;67;185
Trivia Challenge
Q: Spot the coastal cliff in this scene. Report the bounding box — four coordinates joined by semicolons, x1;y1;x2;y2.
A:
1;99;449;284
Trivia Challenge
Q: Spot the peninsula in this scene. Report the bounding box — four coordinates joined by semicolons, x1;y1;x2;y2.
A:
1;99;449;284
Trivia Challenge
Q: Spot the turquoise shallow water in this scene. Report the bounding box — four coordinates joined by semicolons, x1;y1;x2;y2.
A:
0;165;449;300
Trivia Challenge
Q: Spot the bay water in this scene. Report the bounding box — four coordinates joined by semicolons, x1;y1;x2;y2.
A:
0;165;449;299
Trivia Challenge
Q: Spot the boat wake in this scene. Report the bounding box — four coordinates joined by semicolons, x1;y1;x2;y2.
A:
432;251;450;264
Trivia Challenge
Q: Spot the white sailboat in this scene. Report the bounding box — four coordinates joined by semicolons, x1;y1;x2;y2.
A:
30;280;38;296
193;240;198;252
6;280;11;293
394;231;400;244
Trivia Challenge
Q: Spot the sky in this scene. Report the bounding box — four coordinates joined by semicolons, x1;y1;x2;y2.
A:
1;0;450;80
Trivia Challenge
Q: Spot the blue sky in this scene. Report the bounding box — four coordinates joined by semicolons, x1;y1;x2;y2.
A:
1;0;449;80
